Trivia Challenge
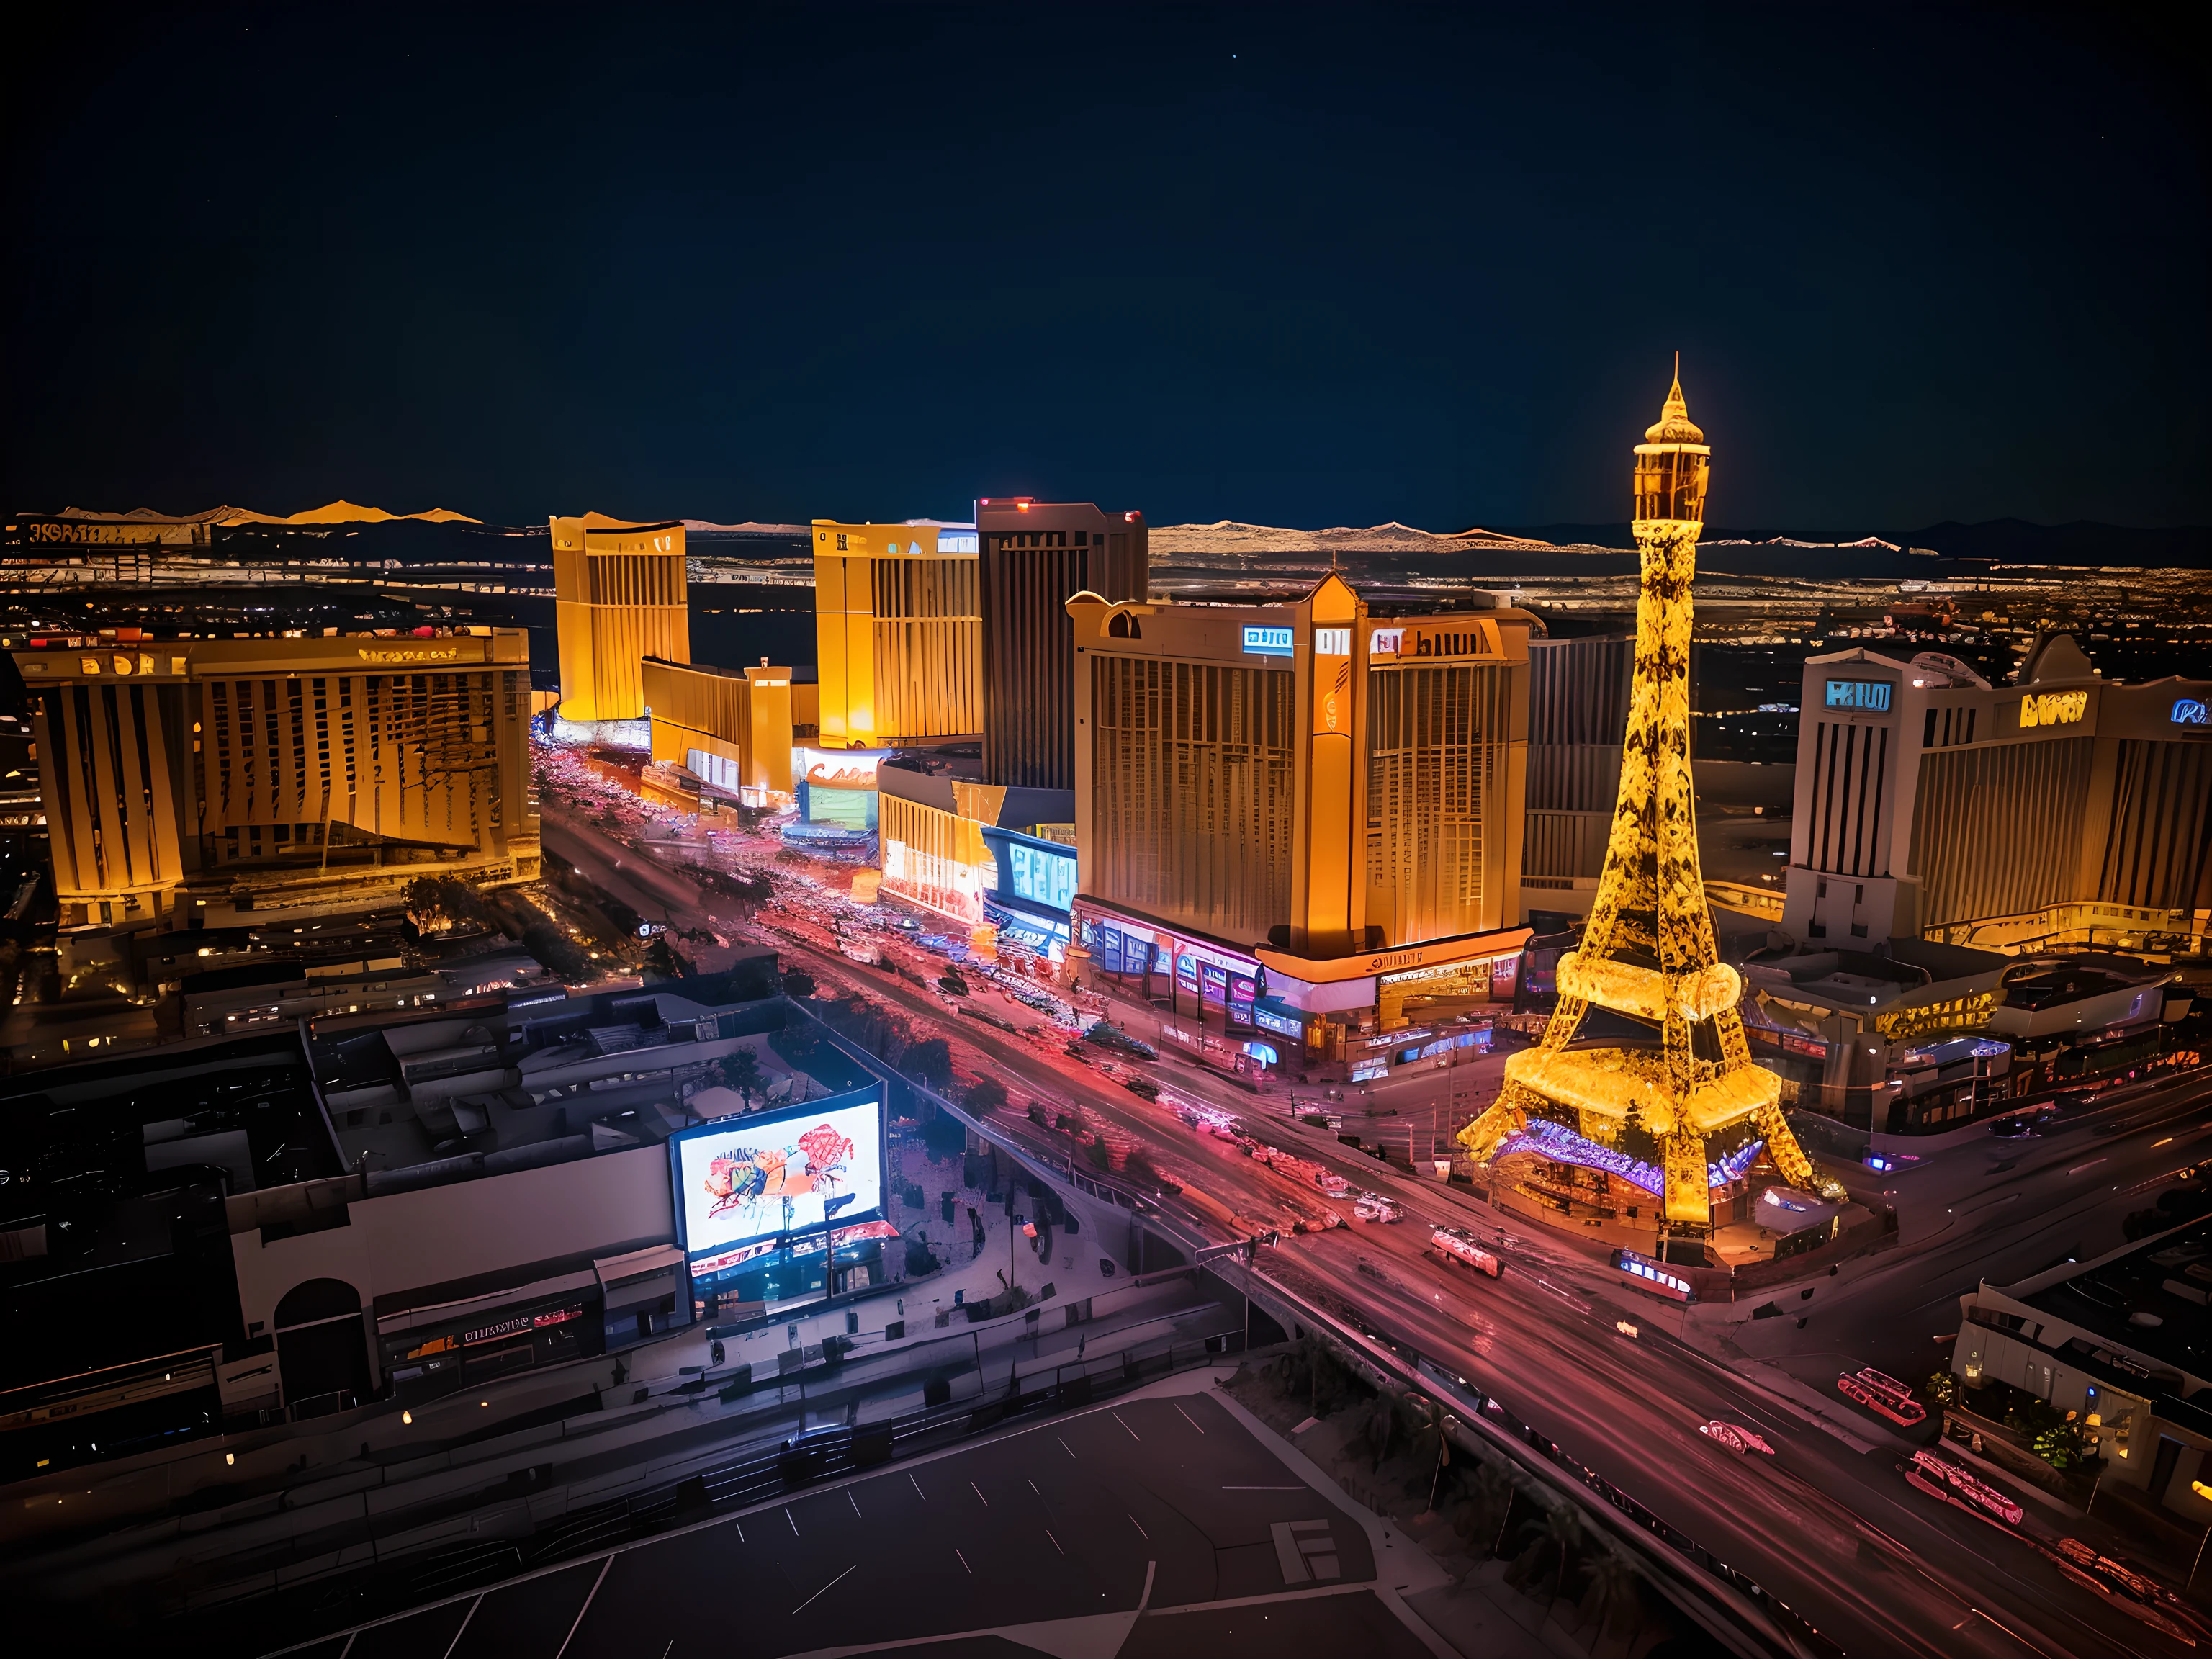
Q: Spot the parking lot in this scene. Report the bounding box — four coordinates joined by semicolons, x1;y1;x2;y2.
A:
280;1382;1442;1659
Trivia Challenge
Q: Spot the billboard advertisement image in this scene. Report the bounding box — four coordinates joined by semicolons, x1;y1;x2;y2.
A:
669;1086;886;1279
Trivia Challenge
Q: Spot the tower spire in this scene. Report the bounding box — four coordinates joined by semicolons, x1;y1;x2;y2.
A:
1645;357;1704;445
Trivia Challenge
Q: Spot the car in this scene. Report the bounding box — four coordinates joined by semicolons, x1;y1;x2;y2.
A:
1122;1077;1161;1101
778;1423;850;1482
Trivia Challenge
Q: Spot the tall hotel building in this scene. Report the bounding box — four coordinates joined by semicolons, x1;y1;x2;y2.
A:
1068;575;1534;1067
1519;632;1635;913
1782;635;2212;953
550;513;690;722
811;520;982;749
977;499;1147;789
11;629;539;927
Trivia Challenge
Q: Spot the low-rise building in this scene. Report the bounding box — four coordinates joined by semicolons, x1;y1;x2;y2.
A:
0;961;859;1479
641;656;796;809
1954;1219;2212;1526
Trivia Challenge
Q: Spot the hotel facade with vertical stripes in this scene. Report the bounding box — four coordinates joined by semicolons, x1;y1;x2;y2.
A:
1782;636;2212;953
12;629;537;927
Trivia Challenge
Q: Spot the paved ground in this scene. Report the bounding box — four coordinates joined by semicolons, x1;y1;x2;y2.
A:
275;1382;1443;1659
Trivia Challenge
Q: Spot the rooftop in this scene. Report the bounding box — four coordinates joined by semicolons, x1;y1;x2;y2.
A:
2013;1217;2212;1386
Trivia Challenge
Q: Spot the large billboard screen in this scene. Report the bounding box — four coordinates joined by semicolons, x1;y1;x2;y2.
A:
668;1086;886;1278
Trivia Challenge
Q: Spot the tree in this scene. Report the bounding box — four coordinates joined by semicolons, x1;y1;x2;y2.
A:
642;938;695;981
402;875;484;934
1406;1393;1460;1513
966;1076;1009;1115
1925;1367;1961;1407
904;1038;953;1089
723;1048;764;1105
1519;1502;1583;1609
1359;1390;1402;1472
1579;1549;1640;1642
521;920;595;986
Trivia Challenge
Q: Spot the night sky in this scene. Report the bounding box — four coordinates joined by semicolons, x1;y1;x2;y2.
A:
4;5;2204;534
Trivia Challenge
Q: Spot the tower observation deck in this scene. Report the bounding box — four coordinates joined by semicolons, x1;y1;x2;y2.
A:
1457;371;1817;1237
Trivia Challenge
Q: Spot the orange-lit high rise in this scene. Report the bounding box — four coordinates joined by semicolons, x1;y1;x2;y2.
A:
811;520;981;748
551;513;690;722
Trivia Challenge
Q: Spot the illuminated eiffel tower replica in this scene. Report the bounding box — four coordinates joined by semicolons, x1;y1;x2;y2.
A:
1459;367;1815;1249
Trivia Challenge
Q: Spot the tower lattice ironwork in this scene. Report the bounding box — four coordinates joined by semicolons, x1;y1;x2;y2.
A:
1457;370;1815;1231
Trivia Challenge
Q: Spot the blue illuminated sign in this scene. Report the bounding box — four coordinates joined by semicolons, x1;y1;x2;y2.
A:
2174;698;2209;727
1242;625;1294;657
1253;1006;1304;1039
1824;679;1892;713
1007;840;1076;912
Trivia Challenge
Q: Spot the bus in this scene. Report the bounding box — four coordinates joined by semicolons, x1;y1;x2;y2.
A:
1905;1449;2021;1527
1838;1367;1927;1426
1433;1226;1504;1278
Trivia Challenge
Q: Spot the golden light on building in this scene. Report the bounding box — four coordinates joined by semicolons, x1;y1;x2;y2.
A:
550;513;690;721
812;520;981;748
642;657;796;802
1457;370;1815;1233
12;629;538;926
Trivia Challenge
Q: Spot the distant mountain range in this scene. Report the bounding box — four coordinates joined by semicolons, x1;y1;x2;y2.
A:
1496;518;2210;566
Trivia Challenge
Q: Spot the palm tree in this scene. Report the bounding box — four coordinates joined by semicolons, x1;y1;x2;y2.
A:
1405;1393;1460;1513
1519;1501;1583;1612
1360;1390;1402;1472
1580;1548;1639;1645
1447;1459;1519;1596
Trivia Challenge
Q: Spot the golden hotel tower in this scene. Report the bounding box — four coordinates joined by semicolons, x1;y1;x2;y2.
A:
811;520;982;749
551;513;691;721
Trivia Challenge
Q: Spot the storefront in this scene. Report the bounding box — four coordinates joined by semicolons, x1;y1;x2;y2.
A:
980;826;1076;965
1073;902;1265;1036
1255;925;1532;1079
375;1269;605;1402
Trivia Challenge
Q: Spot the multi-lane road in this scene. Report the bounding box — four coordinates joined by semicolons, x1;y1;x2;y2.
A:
543;805;2212;1657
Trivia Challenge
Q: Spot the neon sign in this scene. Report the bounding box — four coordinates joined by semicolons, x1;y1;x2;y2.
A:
2174;698;2209;727
1823;679;1891;713
1241;625;1293;657
2018;689;2087;729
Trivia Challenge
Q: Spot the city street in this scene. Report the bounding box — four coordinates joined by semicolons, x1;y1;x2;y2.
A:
539;801;2212;1657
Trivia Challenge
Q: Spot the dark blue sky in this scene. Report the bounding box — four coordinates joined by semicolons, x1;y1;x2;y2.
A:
4;4;2204;534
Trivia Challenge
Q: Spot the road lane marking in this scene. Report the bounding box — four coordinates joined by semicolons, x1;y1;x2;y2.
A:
1047;1528;1065;1554
1058;1437;1076;1460
1028;1479;1040;1493
910;1474;927;1501
552;1557;613;1659
2069;1158;2106;1175
956;1547;973;1573
1112;1411;1141;1440
1174;1403;1207;1434
1129;1514;1149;1538
1224;1485;1304;1491
786;1506;799;1534
971;1480;989;1506
848;1490;863;1518
791;1563;857;1617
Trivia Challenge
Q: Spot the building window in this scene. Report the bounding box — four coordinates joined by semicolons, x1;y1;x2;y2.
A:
1807;921;1827;938
1849;922;1868;938
1816;879;1827;899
